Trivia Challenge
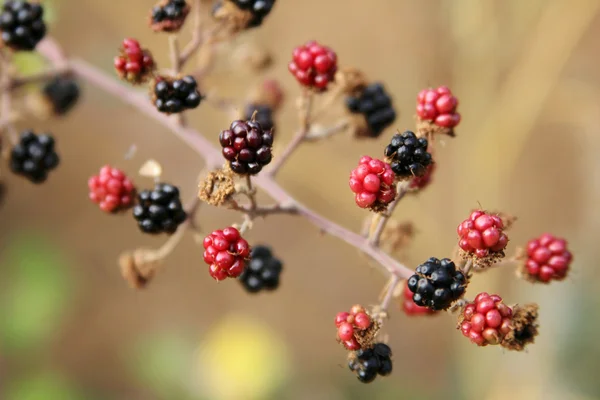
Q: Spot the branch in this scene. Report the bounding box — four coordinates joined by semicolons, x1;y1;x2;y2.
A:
369;182;410;246
178;0;203;66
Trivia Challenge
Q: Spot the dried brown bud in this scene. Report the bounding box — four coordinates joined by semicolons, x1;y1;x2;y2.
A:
198;166;236;207
119;249;162;289
501;303;539;351
335;68;369;95
212;0;254;32
380;221;415;255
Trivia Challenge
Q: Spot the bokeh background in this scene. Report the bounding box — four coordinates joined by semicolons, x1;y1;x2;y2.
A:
1;0;600;399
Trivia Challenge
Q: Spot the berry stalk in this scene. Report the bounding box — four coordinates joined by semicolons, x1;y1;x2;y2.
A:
369;182;410;246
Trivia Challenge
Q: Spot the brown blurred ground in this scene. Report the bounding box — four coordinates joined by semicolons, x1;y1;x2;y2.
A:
1;0;600;399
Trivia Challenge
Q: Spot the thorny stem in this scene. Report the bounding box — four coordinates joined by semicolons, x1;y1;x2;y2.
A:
369;182;410;246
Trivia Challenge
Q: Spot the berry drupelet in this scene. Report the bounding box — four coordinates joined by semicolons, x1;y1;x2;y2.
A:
219;119;274;175
0;1;46;51
150;0;190;32
521;233;572;283
243;103;274;132
288;40;337;91
239;245;282;293
409;162;435;191
88;165;136;213
349;156;396;211
10;130;59;183
335;305;374;350
457;210;508;260
459;292;513;346
416;86;460;132
345;83;396;138
132;183;187;234
384;130;432;179
153;76;202;114
213;0;276;28
203;227;250;281
114;38;155;84
43;76;80;115
407;257;467;311
401;280;436;316
348;343;393;383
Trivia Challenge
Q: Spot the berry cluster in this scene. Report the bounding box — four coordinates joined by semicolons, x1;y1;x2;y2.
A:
416;86;460;129
345;83;396;138
239;245;282;292
219;119;274;175
114;38;155;84
349;156;396;211
150;0;189;32
244;104;274;132
348;343;393;383
153;76;202;114
401;280;435;316
219;0;276;28
203;227;250;281
43;76;81;116
522;233;572;283
288;40;337;90
384;131;432;179
88;166;136;213
457;210;508;259
407;258;467;311
335;305;373;350
409;162;435;191
10;131;59;183
459;293;513;346
0;1;46;51
133;183;187;234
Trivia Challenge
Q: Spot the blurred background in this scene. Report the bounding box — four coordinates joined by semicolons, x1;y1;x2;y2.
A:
1;0;600;399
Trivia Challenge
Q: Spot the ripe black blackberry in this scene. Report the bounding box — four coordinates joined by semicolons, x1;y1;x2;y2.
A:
153;76;202;114
213;0;276;28
0;1;46;51
243;104;274;132
150;0;190;32
239;245;282;293
43;76;81;115
219;119;274;175
132;183;187;234
346;83;396;138
348;343;393;383
10;130;59;183
407;257;467;311
384;130;432;178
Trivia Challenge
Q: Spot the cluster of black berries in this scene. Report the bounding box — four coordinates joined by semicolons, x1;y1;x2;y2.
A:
154;76;202;114
407;257;467;311
345;83;396;138
239;245;282;293
0;1;46;51
151;0;189;31
219;120;274;175
213;0;276;28
10;130;59;183
348;343;393;383
133;183;187;234
244;104;274;132
43;76;81;115
384;130;432;178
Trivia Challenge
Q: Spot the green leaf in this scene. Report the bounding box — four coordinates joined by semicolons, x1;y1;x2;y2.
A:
4;371;83;400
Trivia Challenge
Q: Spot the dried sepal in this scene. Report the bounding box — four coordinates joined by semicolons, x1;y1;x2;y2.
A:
198;166;236;206
500;303;539;351
212;0;254;33
415;117;455;140
335;67;369;95
380;220;415;256
119;248;162;289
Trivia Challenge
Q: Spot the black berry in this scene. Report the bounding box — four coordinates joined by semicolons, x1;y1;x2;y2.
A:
132;183;187;234
9;130;59;183
407;257;466;311
219;119;274;175
346;83;396;137
243;104;274;132
239;245;283;293
153;76;202;114
150;0;189;32
43;76;80;115
348;343;393;383
384;130;432;178
0;1;46;51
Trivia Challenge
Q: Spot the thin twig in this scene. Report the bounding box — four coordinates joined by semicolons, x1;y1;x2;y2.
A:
1;65;70;91
369;182;410;247
178;0;203;66
168;35;187;127
229;202;298;217
0;52;18;145
304;118;350;141
378;274;401;316
462;259;473;275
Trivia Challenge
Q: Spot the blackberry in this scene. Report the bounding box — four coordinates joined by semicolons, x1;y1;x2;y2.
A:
243;104;274;132
346;83;396;138
9;130;59;183
384;130;432;178
219;119;274;175
348;343;393;383
239;245;282;292
0;1;46;51
150;0;190;32
230;0;276;28
132;183;187;234
407;257;467;311
43;76;80;115
153;76;202;114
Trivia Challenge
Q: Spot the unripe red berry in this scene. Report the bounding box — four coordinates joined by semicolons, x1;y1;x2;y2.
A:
289;41;337;91
416;86;460;129
349;155;396;211
457;210;508;258
336;305;373;350
459;293;513;346
88;165;136;213
203;227;250;280
522;233;572;283
114;38;155;84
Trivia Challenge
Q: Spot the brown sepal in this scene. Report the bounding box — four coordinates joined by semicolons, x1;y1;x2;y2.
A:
501;303;539;351
198;165;236;207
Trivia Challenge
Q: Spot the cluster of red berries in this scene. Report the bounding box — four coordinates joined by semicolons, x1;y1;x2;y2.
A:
114;38;155;84
88;166;136;213
459;293;513;346
203;227;250;281
458;210;508;259
335;305;373;350
288;40;337;90
416;86;460;128
401;280;436;316
523;233;572;283
349;156;396;210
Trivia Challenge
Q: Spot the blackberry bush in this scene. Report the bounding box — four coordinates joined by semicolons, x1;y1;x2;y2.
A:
0;0;46;51
132;183;187;234
10;130;59;183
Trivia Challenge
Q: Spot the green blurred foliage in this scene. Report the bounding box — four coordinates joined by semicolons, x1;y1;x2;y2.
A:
5;371;83;400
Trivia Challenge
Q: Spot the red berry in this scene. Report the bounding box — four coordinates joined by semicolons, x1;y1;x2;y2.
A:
337;323;354;341
88;165;136;213
416;85;460;128
203;227;251;281
523;233;572;283
335;312;350;327
459;293;513;346
289;40;337;91
349;156;397;210
115;38;155;84
354;313;371;330
457;210;508;257
336;305;372;350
